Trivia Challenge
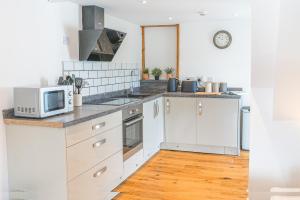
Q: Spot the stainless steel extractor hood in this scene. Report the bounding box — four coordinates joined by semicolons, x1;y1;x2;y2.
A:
79;6;126;61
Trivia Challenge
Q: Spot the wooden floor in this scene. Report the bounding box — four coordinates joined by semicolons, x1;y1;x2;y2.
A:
114;150;249;200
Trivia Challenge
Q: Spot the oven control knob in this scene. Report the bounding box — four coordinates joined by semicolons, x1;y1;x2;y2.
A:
68;99;72;105
68;91;73;96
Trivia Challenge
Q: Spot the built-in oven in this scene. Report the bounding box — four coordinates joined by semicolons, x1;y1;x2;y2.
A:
122;104;143;161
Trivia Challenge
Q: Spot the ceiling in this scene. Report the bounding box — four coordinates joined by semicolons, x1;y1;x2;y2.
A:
69;0;251;25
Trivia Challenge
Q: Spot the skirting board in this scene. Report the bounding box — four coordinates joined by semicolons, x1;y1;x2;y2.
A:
160;142;240;156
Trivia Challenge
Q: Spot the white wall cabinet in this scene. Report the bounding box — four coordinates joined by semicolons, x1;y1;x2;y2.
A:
143;97;164;161
164;97;197;145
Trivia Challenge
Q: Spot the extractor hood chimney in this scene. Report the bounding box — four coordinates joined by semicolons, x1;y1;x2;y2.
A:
79;6;126;61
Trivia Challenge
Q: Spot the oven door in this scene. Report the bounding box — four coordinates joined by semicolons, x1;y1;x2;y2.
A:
123;114;144;161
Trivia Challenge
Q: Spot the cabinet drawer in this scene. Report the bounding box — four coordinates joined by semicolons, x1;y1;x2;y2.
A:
67;126;122;181
91;111;122;136
68;151;123;200
66;121;92;147
66;111;122;147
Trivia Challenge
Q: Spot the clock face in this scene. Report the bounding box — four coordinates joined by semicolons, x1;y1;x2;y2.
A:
213;30;232;49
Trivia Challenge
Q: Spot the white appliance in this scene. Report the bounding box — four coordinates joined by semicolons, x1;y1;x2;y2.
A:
14;86;73;118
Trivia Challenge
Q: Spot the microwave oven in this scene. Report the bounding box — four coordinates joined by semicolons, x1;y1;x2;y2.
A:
14;86;74;118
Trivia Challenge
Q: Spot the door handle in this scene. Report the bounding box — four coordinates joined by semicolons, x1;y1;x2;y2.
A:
93;139;106;148
93;122;106;130
157;100;160;116
166;99;170;113
153;101;157;118
198;102;203;115
93;166;107;178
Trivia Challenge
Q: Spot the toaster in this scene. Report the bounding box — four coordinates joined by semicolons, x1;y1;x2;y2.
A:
181;81;198;93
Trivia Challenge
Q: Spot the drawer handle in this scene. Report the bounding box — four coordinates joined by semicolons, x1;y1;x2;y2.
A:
93;166;107;178
93;122;106;130
93;139;106;148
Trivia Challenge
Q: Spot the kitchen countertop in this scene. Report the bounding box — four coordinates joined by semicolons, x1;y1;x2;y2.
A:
2;92;240;128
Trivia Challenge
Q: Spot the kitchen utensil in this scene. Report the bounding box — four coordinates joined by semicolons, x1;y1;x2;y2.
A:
181;81;198;93
167;78;179;92
75;78;83;94
220;82;228;92
58;76;64;85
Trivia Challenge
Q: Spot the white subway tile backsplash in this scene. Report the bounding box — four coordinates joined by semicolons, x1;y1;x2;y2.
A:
109;78;115;84
79;71;88;79
102;78;109;85
74;62;83;70
81;88;89;96
98;86;105;93
63;61;140;96
102;62;109;70
85;79;94;87
106;85;113;93
94;78;102;86
90;87;98;95
63;61;73;70
106;70;113;77
98;70;106;78
88;71;97;78
93;62;101;70
84;62;93;70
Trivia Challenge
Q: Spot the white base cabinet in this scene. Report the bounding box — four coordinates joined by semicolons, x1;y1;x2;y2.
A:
6;111;124;200
163;97;240;155
164;97;197;145
143;97;164;161
197;98;240;148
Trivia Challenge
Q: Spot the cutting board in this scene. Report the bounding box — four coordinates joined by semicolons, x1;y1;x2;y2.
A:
195;92;222;95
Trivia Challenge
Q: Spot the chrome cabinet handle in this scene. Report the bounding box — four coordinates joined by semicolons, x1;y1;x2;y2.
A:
166;99;170;113
198;102;203;115
93;122;106;130
153;101;157;118
93;139;106;148
157;100;160;115
93;166;107;178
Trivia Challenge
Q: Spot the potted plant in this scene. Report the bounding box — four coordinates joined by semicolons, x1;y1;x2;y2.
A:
164;67;175;79
143;68;149;80
151;68;162;80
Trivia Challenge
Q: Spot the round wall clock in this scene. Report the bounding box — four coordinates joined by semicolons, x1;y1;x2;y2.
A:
213;30;232;49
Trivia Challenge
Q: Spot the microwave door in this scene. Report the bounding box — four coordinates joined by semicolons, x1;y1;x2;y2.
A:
43;90;65;113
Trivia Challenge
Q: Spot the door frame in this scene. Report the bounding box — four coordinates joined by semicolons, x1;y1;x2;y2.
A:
141;24;180;79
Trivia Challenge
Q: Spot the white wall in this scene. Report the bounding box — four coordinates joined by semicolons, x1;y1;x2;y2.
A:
250;0;300;199
145;27;177;78
180;20;251;96
0;1;140;199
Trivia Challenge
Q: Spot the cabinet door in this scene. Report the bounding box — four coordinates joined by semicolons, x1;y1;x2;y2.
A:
197;98;239;148
165;97;197;144
156;97;164;146
143;99;159;160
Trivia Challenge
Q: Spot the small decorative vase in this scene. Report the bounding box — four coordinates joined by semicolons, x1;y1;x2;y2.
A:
155;76;160;80
74;94;82;107
143;73;149;80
